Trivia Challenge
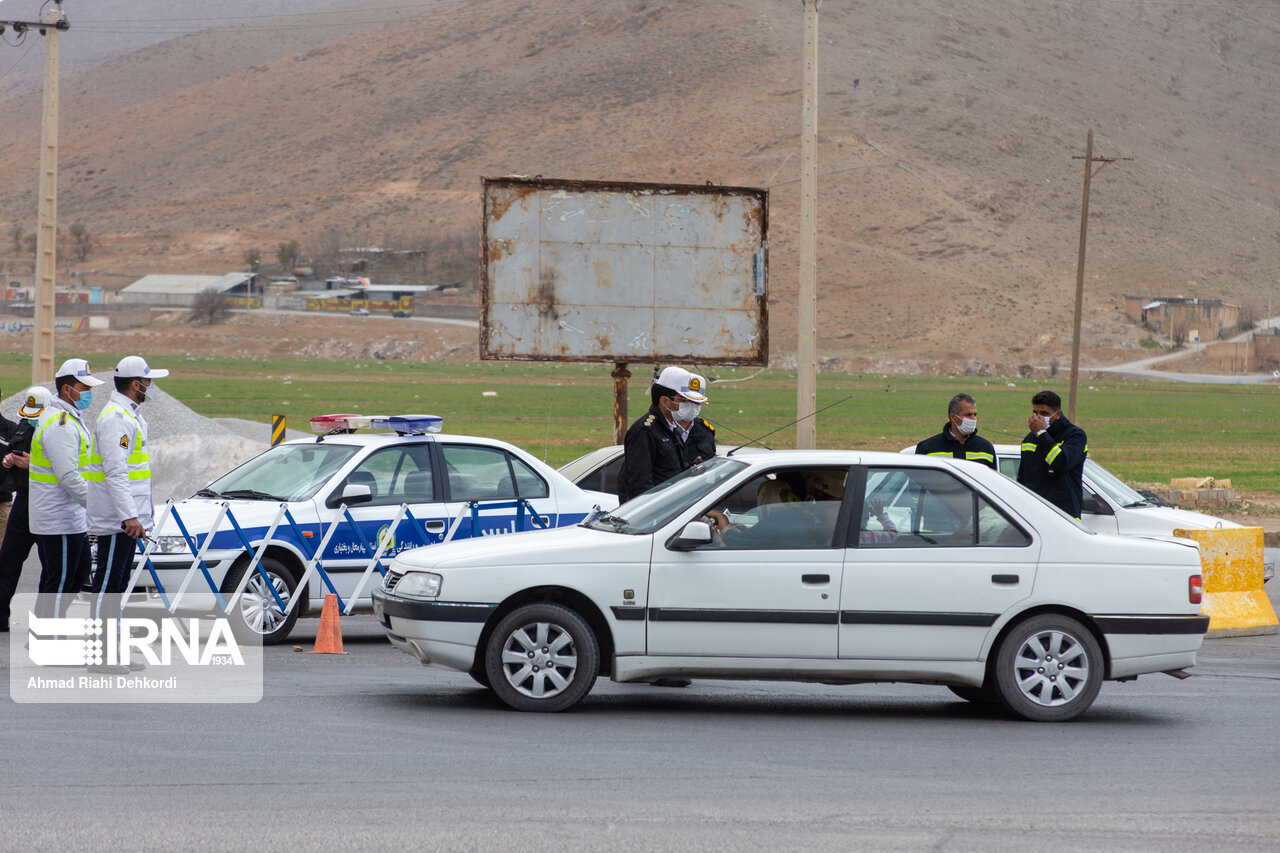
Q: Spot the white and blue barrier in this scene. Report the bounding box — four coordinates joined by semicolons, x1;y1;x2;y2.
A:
123;497;551;621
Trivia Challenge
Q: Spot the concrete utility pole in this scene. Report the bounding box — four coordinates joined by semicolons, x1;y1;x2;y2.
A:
1068;128;1130;421
797;0;820;448
4;4;72;384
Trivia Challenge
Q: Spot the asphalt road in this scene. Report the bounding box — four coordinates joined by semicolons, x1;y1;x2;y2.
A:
3;586;1279;852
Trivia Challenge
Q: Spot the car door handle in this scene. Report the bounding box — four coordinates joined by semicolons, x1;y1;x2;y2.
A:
425;521;446;532
801;574;830;584
992;574;1019;585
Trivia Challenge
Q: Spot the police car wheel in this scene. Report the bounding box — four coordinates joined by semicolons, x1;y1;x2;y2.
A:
221;556;301;646
993;614;1103;722
484;603;599;713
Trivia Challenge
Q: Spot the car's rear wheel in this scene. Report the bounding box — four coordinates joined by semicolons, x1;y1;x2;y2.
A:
484;603;598;712
221;556;301;646
993;614;1103;722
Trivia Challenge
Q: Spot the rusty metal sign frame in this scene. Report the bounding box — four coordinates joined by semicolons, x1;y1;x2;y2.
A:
480;176;768;366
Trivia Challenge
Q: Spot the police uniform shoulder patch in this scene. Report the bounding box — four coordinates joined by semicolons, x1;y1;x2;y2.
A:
643;414;655;427
702;419;714;431
59;413;67;426
119;435;129;449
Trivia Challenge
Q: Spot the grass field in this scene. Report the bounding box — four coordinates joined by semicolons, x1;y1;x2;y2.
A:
2;352;1276;492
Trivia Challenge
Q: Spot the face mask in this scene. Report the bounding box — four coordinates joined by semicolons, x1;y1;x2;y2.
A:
135;382;150;403
957;417;977;436
74;390;93;411
676;401;702;422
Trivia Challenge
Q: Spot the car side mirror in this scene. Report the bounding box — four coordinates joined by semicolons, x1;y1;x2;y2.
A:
668;520;713;551
1080;496;1111;516
328;483;373;508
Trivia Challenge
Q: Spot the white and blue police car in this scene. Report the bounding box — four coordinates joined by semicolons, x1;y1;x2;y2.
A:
136;414;617;643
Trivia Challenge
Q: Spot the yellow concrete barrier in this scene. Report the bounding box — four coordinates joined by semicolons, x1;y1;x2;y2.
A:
1173;527;1277;637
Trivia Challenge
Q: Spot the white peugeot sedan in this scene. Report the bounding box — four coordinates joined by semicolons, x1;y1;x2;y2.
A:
374;451;1209;721
137;414;616;644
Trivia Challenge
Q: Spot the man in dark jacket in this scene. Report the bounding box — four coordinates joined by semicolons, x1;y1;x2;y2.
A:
0;387;51;631
617;367;696;503
914;392;997;470
1017;390;1088;517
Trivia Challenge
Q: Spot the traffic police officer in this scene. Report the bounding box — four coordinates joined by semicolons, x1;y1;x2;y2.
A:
617;366;696;503
1017;390;1089;517
87;356;169;614
31;358;102;617
914;392;997;470
0;386;51;631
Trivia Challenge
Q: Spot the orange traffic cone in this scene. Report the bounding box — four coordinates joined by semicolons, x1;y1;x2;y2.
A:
310;593;347;654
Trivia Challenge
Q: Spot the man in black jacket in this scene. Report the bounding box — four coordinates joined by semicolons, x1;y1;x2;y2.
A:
617;367;695;503
1017;390;1089;517
914;392;997;470
0;387;50;631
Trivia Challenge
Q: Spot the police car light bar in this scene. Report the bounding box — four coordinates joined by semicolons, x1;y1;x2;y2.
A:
309;414;443;435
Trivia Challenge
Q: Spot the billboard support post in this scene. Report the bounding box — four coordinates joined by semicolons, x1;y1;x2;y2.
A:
611;362;631;445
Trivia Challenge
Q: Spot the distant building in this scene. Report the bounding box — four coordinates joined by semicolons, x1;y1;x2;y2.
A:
121;273;258;307
1123;295;1241;342
1253;327;1280;370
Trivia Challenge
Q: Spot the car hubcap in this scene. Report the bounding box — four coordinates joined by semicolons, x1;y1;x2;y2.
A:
500;620;578;699
1013;629;1089;707
240;572;291;634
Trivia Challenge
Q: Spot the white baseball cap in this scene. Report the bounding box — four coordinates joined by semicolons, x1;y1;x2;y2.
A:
18;386;52;418
116;355;170;379
55;358;105;386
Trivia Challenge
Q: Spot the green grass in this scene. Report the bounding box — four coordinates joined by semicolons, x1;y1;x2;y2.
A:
2;352;1275;492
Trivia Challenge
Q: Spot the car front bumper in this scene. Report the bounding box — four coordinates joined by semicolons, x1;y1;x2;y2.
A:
372;591;493;671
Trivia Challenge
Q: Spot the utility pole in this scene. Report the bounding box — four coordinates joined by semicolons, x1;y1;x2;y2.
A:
1068;128;1130;421
797;0;820;448
1;4;70;383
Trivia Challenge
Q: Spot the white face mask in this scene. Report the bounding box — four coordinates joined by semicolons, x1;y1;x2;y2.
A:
957;417;977;436
676;401;702;422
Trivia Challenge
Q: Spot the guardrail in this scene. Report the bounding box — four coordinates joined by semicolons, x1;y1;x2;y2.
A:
122;498;550;621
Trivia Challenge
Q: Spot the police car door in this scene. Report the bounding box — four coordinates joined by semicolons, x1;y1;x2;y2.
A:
321;441;448;599
438;444;557;542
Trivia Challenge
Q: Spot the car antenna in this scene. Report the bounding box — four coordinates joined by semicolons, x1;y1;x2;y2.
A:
543;399;553;462
726;395;853;456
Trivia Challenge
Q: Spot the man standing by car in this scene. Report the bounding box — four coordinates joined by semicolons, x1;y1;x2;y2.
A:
1017;390;1089;517
0;386;50;631
673;371;715;465
914;393;997;470
31;359;102;617
617;367;696;503
87;356;169;614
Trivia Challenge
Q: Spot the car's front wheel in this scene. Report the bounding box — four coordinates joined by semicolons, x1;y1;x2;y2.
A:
993;614;1103;722
221;556;302;646
484;603;599;712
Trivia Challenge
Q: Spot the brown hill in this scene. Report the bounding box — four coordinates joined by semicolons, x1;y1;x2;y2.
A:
0;0;1276;368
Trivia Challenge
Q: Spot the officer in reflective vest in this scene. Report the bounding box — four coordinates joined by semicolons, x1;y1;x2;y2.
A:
914;392;997;470
31;358;103;617
86;356;169;611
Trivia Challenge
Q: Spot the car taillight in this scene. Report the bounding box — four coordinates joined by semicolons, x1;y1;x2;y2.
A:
1189;574;1203;605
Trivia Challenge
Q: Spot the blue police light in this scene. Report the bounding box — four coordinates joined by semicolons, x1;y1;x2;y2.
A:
369;415;444;435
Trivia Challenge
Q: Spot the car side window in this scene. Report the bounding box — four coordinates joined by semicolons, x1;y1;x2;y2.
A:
998;456;1020;479
339;445;432;507
578;457;622;496
441;445;549;501
977;495;1031;546
860;467;982;547
702;467;847;550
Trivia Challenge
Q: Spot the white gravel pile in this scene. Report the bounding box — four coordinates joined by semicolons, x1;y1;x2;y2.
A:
2;374;305;504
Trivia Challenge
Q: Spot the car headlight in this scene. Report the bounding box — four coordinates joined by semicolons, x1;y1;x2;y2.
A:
154;536;190;554
395;571;443;600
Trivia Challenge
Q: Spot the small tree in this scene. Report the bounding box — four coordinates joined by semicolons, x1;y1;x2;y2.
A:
69;223;93;262
1171;321;1190;348
189;287;230;325
8;225;22;255
276;239;301;273
22;233;37;255
244;247;261;270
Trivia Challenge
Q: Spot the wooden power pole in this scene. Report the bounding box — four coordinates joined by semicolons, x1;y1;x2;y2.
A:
796;0;820;448
32;5;68;384
1068;128;1130;421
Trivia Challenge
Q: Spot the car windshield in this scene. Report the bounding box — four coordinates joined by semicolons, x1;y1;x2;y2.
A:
1084;459;1150;508
203;443;360;503
584;457;747;534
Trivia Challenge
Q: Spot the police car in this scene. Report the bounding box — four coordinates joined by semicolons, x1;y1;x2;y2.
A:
137;414;617;644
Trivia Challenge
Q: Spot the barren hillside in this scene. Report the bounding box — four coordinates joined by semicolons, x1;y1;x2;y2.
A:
0;0;1276;368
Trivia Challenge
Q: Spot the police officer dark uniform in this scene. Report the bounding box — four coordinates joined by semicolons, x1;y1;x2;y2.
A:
1017;390;1088;517
0;386;51;631
617;366;692;503
914;392;996;470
